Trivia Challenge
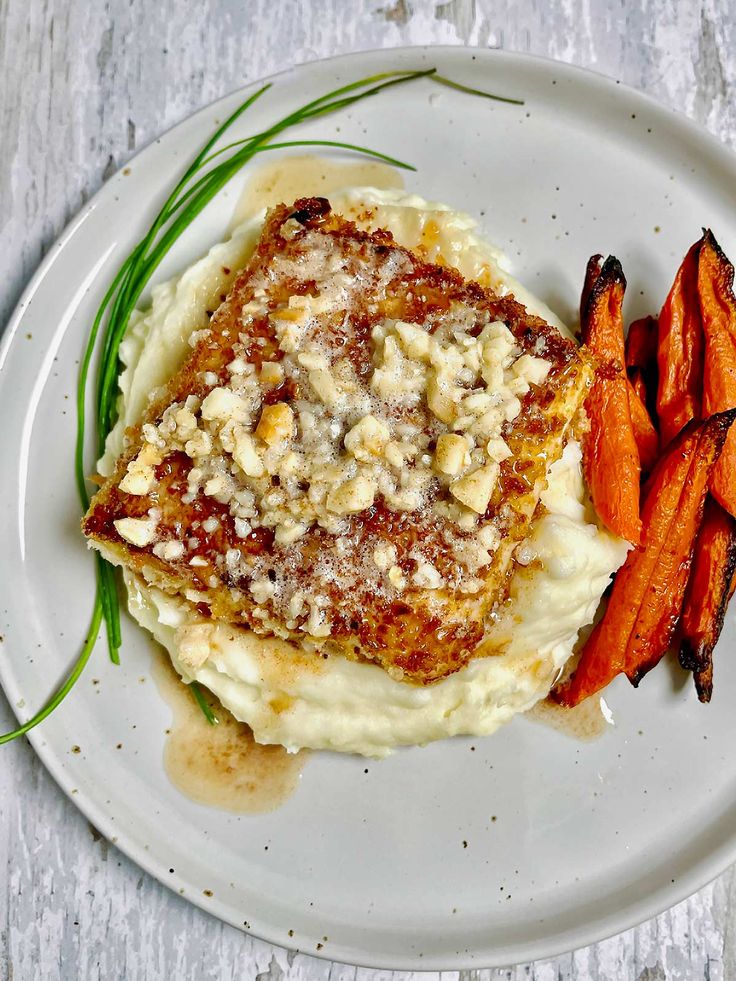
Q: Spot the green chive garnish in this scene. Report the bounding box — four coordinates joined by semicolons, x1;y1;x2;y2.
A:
189;683;219;726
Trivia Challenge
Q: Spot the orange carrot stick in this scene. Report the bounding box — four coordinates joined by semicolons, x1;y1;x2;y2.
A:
699;230;736;518
626;315;658;373
554;411;735;706
657;240;704;447
581;256;642;544
627;380;659;474
630;369;648;406
679;496;736;702
626;315;659;421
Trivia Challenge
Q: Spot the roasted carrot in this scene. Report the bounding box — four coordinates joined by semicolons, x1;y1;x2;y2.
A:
693;564;735;700
581;256;642;545
626;315;658;373
580;253;603;329
630;369;647;405
626;315;659;420
690;577;736;702
699;230;736;518
679;496;736;702
656;240;704;447
627;379;659;474
554;411;735;706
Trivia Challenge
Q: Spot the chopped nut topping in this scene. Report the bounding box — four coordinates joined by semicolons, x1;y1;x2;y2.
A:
255;402;294;446
259;361;284;386
450;463;500;514
232;430;264;477
344;415;391;462
113;514;158;547
434;434;469;476
326;474;377;514
373;542;397;570
184;430;213;459
153;540;185;561
201;387;248;424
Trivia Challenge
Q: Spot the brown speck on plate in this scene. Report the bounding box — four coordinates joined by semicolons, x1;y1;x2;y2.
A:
203;889;213;897
71;745;81;754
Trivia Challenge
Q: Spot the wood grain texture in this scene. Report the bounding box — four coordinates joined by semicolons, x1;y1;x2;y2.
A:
2;0;736;978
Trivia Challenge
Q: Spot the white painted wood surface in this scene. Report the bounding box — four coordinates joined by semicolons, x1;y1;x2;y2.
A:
1;1;735;977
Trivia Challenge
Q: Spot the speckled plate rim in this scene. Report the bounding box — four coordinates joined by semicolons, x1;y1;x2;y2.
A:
3;45;736;970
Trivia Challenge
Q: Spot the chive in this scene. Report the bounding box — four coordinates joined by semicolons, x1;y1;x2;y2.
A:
97;556;121;665
0;600;103;746
431;73;525;106
189;682;219;726
2;66;523;745
202;138;415;173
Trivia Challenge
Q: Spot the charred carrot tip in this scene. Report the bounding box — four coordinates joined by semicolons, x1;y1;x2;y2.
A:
580;253;604;327
702;227;720;254
694;662;713;703
678;639;702;673
589;256;627;299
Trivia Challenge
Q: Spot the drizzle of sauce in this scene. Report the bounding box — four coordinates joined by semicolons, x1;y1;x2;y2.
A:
228;153;404;230
150;651;306;813
527;694;613;741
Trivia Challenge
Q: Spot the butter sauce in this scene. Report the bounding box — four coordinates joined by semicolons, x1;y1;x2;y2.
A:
150;651;306;813
527;694;612;741
228;154;404;229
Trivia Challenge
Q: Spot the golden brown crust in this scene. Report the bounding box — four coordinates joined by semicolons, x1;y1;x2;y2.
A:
83;198;592;684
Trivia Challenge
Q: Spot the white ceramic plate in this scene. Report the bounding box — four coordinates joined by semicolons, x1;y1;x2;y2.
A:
3;46;736;971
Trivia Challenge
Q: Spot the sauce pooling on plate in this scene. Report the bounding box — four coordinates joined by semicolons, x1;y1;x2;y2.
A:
527;694;612;741
228;153;404;229
151;652;306;813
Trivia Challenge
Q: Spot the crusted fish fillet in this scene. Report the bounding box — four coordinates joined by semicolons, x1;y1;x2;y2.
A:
83;197;592;684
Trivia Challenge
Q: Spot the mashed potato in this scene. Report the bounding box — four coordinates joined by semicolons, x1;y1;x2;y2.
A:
102;186;628;758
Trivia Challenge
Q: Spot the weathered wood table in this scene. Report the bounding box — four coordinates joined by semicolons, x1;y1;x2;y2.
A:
2;1;735;978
